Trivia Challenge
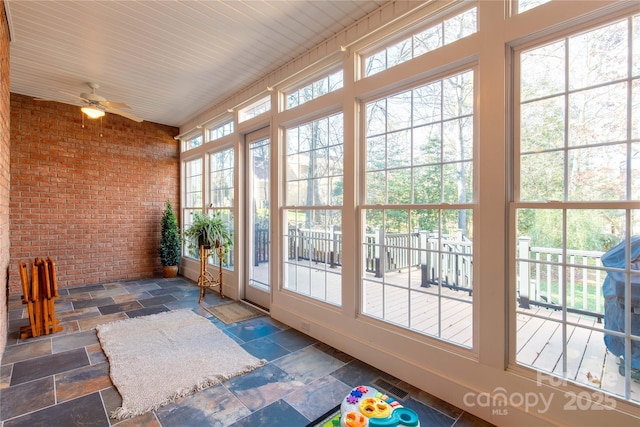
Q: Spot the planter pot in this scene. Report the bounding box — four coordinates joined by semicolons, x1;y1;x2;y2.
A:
198;235;211;249
162;265;179;278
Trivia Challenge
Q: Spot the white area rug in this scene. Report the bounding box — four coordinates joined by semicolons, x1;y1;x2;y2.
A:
96;309;266;419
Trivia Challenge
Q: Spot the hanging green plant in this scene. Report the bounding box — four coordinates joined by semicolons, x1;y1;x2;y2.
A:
183;210;233;262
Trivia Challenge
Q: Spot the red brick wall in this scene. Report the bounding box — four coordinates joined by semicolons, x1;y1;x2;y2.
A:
0;0;11;357
9;94;179;293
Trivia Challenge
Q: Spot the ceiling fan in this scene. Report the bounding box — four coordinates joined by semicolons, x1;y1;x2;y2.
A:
36;82;143;123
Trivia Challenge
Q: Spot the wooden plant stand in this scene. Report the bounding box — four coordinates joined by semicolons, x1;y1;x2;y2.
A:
197;245;224;303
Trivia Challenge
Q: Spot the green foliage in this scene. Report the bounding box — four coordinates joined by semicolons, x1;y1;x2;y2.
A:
158;201;181;267
517;208;622;252
183;211;233;261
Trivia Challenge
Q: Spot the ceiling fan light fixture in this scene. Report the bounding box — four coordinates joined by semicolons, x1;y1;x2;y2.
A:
81;105;105;119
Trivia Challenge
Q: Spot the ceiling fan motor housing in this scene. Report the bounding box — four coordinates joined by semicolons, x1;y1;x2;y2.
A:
80;83;107;103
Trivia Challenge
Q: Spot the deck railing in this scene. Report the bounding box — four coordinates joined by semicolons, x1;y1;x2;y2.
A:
254;227;269;266
419;232;473;295
288;226;342;268
279;230;607;319
285;227;473;294
517;237;605;321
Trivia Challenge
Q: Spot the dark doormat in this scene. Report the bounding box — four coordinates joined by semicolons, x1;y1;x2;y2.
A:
204;301;265;324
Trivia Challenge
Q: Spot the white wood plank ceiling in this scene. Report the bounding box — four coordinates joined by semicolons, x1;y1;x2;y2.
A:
6;0;388;127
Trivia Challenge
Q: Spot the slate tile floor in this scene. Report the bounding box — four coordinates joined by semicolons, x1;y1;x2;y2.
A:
1;277;494;427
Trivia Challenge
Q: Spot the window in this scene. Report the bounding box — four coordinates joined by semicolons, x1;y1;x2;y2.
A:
182;134;203;152
207;120;234;141
364;7;477;77
184;158;203;209
283;113;344;305
362;69;475;346
209;148;235;269
286;70;343;109
517;0;551;14
183;158;203;258
239;96;271;122
514;15;639;403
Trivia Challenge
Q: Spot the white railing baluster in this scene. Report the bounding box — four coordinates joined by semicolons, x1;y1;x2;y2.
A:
546;254;552;304
582;256;588;310
570;255;575;308
535;251;541;301
596;258;602;313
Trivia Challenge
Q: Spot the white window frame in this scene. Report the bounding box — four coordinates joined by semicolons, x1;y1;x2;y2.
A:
284;68;344;111
208;146;235;269
361;4;478;78
206;119;234;143
359;66;477;348
510;12;640;404
181;134;203;152
282;111;345;306
238;95;271;123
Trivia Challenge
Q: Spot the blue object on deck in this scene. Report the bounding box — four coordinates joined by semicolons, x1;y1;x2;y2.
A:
602;236;640;370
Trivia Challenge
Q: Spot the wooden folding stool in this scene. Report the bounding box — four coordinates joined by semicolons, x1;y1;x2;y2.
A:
18;261;38;339
44;257;62;333
35;257;62;335
35;258;50;334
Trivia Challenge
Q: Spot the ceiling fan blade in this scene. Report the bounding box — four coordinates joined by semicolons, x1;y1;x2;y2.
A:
34;98;70;102
100;101;131;109
106;106;143;123
59;91;86;102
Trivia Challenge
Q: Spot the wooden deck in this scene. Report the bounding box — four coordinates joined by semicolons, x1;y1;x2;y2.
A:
257;261;639;403
517;306;640;401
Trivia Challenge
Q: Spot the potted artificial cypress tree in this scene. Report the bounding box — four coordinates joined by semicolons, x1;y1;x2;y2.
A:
158;200;181;278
